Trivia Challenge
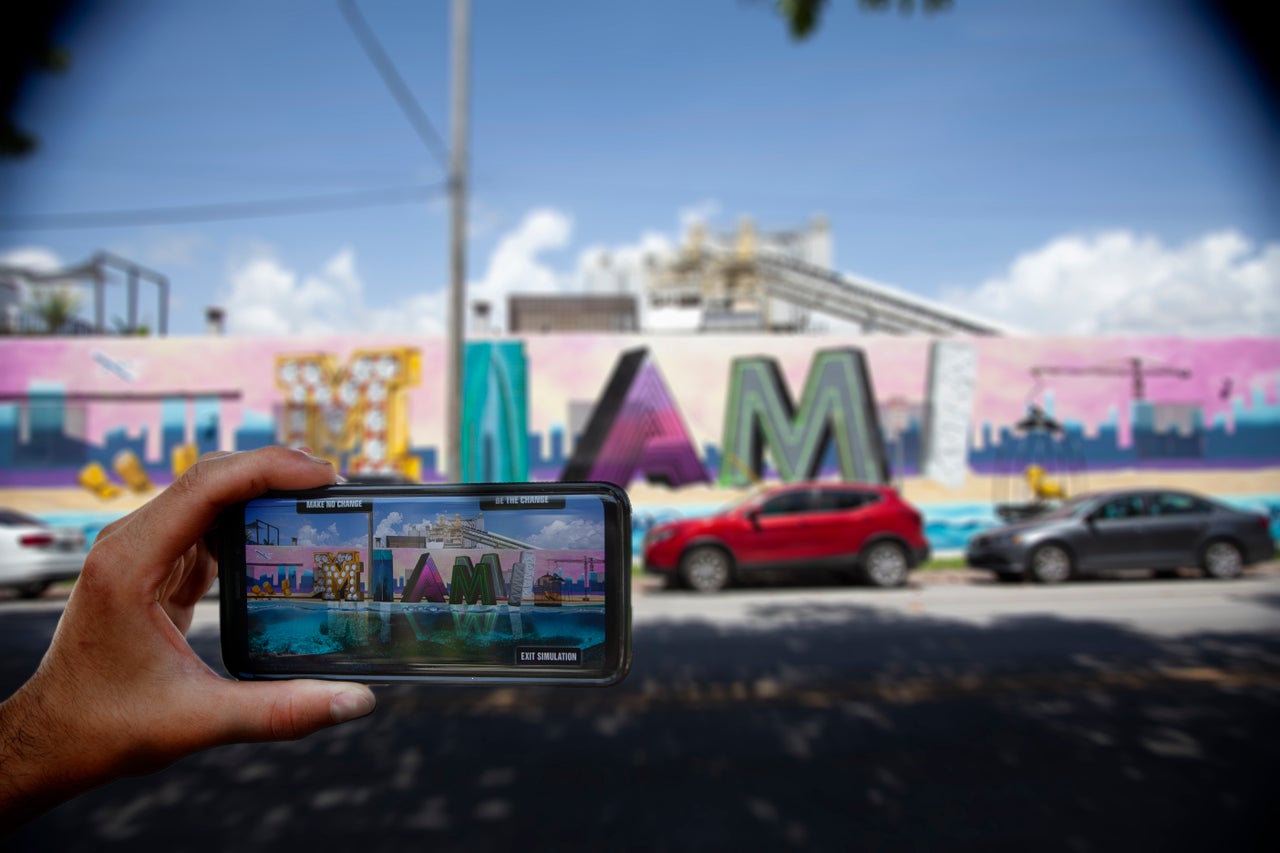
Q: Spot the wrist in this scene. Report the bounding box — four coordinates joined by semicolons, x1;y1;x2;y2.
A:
0;671;112;832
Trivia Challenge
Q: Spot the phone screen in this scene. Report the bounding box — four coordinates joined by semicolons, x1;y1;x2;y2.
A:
218;483;631;685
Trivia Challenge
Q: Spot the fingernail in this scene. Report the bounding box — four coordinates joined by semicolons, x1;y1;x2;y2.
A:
330;687;376;723
292;445;330;465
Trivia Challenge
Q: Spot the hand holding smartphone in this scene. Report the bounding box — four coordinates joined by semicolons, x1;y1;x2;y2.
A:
217;482;631;685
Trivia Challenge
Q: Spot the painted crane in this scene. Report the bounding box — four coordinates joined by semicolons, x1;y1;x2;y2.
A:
550;555;598;601
1029;357;1191;401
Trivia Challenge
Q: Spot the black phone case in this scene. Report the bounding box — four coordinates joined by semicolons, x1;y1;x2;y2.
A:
217;482;631;686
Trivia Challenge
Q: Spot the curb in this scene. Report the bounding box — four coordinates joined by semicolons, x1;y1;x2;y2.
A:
634;561;1280;593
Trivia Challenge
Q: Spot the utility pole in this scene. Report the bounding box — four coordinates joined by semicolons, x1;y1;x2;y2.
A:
446;0;470;483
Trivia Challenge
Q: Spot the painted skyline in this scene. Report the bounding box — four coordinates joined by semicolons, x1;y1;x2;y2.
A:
1;335;1278;488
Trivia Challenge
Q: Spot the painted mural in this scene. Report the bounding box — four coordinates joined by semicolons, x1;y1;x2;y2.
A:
1;334;1277;553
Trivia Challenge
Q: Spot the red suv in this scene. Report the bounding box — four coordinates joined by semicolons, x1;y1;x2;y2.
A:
642;482;930;591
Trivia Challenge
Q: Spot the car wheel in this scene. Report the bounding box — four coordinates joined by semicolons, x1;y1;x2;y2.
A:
1201;540;1244;580
679;546;732;592
16;581;49;600
859;541;910;588
1028;544;1073;584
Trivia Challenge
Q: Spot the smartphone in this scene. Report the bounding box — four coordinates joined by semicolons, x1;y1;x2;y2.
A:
217;482;631;686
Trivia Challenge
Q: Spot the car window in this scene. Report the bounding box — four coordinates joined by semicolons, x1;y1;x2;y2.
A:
1149;493;1210;516
809;490;842;512
820;489;880;511
758;491;816;516
1040;496;1094;520
1094;495;1147;520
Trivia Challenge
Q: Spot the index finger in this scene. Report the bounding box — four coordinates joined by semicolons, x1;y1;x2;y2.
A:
105;446;339;588
91;451;237;546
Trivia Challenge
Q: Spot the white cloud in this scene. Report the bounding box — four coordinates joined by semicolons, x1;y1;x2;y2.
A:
574;231;675;295
224;245;445;336
941;229;1280;336
528;517;605;550
0;246;63;274
462;206;675;333
295;521;366;549
221;209;583;337
296;521;338;548
678;198;722;234
374;511;405;542
466;208;574;331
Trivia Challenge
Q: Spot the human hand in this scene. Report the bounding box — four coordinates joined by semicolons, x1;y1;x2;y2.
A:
0;446;376;831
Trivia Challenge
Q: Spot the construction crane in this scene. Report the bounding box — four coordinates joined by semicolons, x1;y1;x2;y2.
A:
1029;357;1191;401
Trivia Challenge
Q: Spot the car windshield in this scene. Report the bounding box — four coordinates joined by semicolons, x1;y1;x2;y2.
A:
0;508;46;527
717;487;769;515
1036;496;1097;520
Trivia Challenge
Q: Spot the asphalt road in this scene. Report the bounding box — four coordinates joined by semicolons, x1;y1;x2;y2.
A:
3;570;1279;852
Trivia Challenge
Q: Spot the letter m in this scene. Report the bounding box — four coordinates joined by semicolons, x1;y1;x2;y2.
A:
720;348;889;487
449;556;496;605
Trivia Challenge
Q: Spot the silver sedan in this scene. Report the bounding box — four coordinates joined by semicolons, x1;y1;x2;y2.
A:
0;508;87;599
966;489;1275;584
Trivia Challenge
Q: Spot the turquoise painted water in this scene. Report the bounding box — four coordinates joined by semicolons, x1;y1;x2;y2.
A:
245;600;606;667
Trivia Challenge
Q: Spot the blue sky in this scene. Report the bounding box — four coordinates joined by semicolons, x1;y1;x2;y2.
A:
2;0;1277;336
250;501;370;549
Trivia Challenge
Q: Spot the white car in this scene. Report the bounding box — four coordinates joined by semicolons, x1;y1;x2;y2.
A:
0;509;87;599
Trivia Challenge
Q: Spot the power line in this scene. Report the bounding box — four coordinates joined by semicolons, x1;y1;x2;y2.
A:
338;0;451;172
0;182;448;231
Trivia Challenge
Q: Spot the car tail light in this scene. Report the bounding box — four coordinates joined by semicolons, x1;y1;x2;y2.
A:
19;532;55;548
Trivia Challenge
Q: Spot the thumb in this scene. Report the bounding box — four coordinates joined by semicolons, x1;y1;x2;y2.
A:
215;680;377;743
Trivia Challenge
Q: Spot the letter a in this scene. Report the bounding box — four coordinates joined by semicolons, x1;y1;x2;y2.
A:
561;348;708;488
